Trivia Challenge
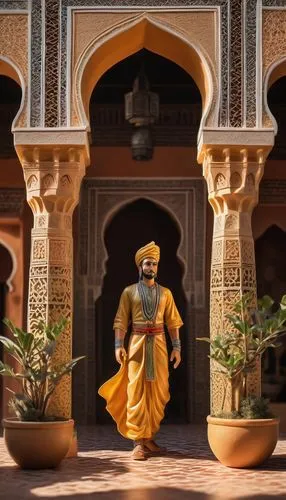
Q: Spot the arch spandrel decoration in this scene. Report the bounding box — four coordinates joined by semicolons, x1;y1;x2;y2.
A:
0;14;28;128
262;7;286;128
73;13;218;130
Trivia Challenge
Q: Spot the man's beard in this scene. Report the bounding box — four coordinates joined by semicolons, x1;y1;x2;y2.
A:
142;271;157;280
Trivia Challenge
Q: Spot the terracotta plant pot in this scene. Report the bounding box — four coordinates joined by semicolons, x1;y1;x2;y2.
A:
207;415;279;468
3;418;74;469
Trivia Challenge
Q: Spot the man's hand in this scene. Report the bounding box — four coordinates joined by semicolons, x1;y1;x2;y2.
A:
170;349;181;369
115;347;127;364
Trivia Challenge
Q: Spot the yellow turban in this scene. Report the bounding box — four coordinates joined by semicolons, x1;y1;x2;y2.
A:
135;241;160;268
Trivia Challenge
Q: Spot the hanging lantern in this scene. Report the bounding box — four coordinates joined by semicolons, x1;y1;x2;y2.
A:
131;126;153;161
125;66;159;126
125;65;159;160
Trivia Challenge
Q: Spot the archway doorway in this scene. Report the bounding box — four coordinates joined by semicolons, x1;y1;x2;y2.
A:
0;243;13;421
72;45;208;425
267;76;286;161
0;74;22;157
95;198;187;424
255;225;286;404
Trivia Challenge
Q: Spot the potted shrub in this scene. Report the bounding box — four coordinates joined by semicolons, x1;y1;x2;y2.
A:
197;293;286;468
0;317;84;469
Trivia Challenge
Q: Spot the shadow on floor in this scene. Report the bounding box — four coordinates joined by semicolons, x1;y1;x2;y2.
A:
6;489;286;500
0;456;128;499
255;454;286;471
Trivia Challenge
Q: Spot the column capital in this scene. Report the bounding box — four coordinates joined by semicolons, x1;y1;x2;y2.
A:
15;141;88;218
13;129;90;163
197;128;274;164
201;146;268;215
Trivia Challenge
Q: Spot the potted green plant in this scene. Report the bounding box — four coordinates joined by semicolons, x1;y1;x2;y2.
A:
197;293;286;468
0;317;84;469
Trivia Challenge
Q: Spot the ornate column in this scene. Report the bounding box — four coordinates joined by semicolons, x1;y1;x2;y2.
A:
14;133;88;418
201;146;268;414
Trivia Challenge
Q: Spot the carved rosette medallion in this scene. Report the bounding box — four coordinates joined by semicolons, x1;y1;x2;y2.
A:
203;147;266;413
21;146;86;418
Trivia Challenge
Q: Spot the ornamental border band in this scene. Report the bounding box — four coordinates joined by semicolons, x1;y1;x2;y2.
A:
98;241;183;461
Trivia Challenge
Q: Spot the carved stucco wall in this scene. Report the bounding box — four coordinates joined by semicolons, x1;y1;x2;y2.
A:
0;13;28;127
73;178;209;424
22;0;259;130
2;2;286;131
262;7;286;127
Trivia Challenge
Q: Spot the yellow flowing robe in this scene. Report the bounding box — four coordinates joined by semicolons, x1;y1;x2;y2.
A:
98;283;183;440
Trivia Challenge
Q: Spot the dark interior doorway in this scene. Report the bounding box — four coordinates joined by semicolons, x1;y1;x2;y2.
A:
0;243;13;421
255;225;286;403
95;198;187;424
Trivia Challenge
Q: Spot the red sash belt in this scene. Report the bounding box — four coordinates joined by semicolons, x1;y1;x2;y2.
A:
132;324;164;335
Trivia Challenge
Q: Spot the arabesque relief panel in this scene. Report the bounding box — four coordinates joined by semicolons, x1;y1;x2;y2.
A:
262;9;286;126
0;14;28;127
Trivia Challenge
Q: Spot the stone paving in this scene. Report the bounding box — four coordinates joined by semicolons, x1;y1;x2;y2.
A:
0;425;286;499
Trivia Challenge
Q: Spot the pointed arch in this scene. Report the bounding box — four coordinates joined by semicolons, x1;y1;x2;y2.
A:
264;57;286;132
74;15;217;131
0;239;15;292
0;55;25;129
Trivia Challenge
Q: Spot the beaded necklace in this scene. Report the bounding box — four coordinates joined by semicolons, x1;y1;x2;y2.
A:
137;280;161;322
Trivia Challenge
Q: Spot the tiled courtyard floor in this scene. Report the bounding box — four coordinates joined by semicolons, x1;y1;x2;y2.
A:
0;425;286;499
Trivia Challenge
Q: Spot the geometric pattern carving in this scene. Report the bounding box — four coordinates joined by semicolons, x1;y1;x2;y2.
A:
33;239;46;260
44;0;60;127
242;267;256;289
223;267;241;288
50;278;71;304
241;240;254;264
245;0;258;127
49;240;67;263
225;239;240;261
30;0;43;127
229;0;243;127
211;268;223;288
211;240;223;263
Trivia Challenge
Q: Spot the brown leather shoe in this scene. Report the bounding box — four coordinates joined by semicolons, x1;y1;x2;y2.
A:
131;444;147;460
143;439;167;454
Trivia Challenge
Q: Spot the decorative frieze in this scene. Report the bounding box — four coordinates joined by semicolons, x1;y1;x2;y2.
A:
0;188;25;215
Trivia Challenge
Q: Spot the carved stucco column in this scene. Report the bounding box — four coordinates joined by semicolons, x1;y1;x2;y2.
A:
17;143;87;418
202;146;268;414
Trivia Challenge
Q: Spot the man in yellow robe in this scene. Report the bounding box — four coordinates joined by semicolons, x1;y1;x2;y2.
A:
98;241;183;460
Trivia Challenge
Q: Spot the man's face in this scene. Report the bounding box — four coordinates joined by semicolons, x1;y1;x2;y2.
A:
141;258;158;280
